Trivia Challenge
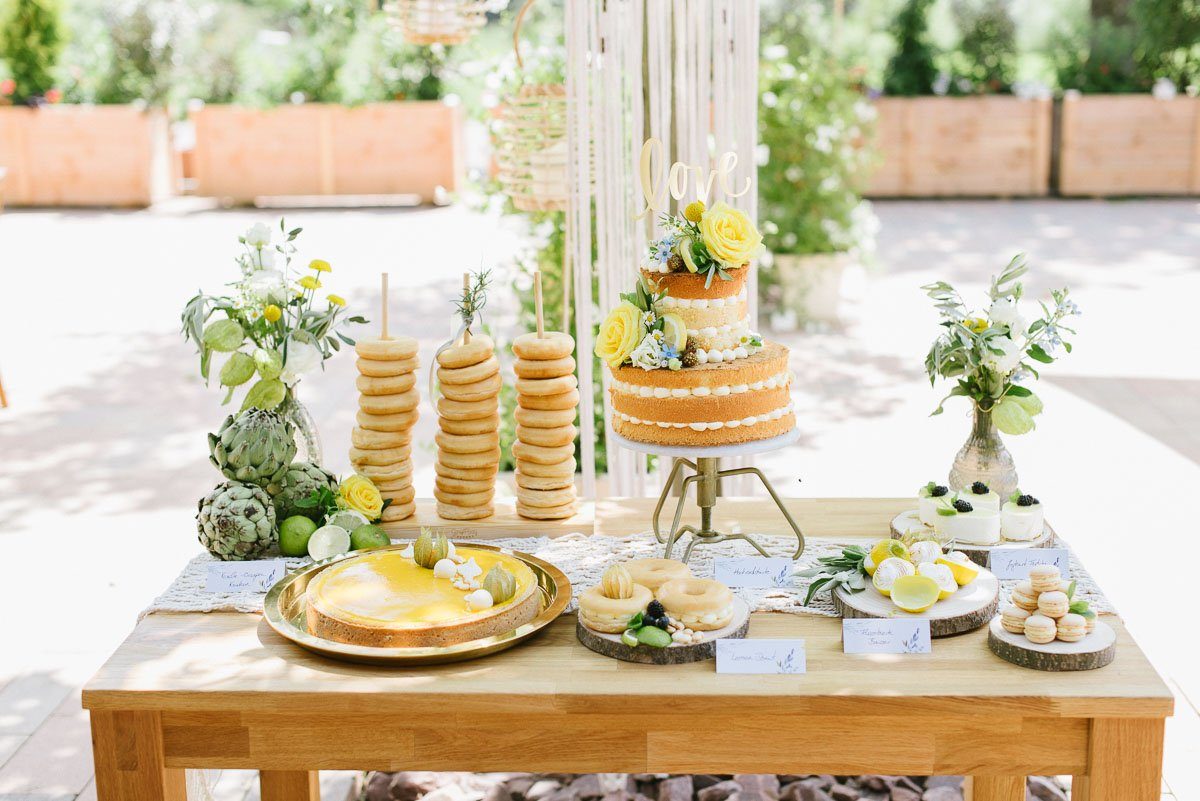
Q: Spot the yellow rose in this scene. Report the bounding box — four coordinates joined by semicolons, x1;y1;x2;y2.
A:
699;202;762;268
594;301;645;368
339;474;383;520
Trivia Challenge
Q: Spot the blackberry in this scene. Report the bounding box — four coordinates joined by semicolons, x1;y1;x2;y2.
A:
646;600;665;618
970;481;990;495
953;498;974;513
680;346;699;369
667;253;685;272
930;484;949;497
645;615;670;631
1017;494;1039;507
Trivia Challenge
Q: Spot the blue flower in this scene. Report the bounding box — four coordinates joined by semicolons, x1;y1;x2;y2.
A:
661;342;680;361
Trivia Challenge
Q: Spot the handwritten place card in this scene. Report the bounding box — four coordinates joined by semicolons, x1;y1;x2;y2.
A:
989;548;1070;580
842;619;931;654
205;559;286;593
713;557;793;588
716;639;806;674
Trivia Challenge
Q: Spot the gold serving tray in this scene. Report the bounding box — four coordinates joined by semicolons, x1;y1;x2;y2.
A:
263;543;572;666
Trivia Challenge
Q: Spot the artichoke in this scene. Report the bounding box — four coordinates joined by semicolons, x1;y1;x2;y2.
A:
197;480;277;561
268;461;338;521
208;408;296;487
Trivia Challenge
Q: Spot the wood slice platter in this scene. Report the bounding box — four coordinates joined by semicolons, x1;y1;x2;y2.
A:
987;616;1116;671
890;510;1056;567
832;569;1000;638
576;598;751;664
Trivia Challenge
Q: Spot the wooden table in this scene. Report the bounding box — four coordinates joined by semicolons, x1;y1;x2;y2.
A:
82;498;1173;801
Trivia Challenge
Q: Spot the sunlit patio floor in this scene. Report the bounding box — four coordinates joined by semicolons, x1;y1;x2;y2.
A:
0;198;1197;800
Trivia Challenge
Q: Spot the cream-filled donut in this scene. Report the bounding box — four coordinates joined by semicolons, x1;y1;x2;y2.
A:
625;558;692;593
578;583;652;633
657;578;735;631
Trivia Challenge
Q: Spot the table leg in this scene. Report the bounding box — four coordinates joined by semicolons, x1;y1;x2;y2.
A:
90;710;186;801
1072;718;1165;801
260;769;320;801
965;775;1025;801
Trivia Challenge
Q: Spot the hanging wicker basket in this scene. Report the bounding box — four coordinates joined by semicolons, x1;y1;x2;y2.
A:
382;0;490;46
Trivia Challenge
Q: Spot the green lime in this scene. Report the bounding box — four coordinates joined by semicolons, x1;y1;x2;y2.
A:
328;509;369;531
279;515;318;557
350;523;390;551
620;629;640;647
636;626;673;648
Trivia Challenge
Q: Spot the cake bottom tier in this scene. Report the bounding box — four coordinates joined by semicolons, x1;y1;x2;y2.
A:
613;408;795;447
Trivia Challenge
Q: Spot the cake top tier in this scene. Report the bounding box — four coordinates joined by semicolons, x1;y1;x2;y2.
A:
641;201;763;290
642;265;748;300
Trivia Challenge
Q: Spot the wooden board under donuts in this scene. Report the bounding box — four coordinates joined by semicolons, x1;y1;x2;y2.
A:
576;598;751;664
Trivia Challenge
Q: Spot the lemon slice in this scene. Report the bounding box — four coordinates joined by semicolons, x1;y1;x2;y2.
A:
660;312;688;352
908;540;943;566
917;562;958;600
936;553;980;586
871;556;915;597
869;539;909;570
891;575;941;613
864;554;878;576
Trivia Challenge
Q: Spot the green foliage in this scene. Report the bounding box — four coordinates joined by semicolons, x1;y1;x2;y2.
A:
883;0;938;95
1131;0;1200;89
944;0;1017;93
1052;16;1146;92
93;1;179;106
0;0;64;103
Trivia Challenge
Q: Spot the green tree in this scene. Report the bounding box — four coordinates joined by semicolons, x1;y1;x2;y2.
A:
949;0;1017;93
1132;0;1200;88
0;0;64;104
883;0;937;96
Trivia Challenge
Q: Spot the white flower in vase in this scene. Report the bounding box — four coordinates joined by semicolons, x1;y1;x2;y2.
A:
982;335;1024;375
280;338;323;386
244;223;272;248
244;269;287;304
988;297;1026;334
258;247;276;269
630;333;665;371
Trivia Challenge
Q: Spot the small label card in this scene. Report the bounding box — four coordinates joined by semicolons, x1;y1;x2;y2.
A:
716;639;806;674
842;619;931;654
989;548;1070;580
713;557;793;588
205;559;286;593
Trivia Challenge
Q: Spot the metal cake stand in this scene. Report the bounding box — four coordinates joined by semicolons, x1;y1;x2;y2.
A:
611;429;805;563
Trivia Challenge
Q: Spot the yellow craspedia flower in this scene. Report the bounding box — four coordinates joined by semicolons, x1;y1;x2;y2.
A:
299;275;321;291
339;474;383;520
594;301;645;368
964;317;988;334
263;304;282;322
328;294;346;307
683;201;706;223
309;259;332;273
699;202;762;268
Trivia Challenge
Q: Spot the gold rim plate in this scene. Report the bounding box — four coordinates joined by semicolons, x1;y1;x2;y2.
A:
263;542;572;665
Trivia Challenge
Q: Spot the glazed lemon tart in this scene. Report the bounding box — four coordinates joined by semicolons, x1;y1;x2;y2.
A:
305;541;541;648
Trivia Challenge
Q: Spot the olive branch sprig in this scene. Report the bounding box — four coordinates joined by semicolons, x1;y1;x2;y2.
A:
454;269;492;333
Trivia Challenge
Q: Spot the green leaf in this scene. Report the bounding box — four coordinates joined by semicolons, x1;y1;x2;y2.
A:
241;378;286;411
1006;385;1032;397
1011;391;1043;417
254;348;283;380
993;397;1035;436
220;352;256;388
1067;580;1077;600
202;319;245;353
1028;344;1054;364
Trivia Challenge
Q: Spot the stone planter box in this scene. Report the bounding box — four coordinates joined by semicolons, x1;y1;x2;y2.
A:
1059;94;1200;196
868;96;1052;197
191;102;463;203
0;105;171;207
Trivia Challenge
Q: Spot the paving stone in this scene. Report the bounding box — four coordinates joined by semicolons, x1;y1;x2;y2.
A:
658;775;694;801
921;789;962;801
830;784;860;801
735;775;780;798
698;779;742;801
692;776;725;792
796;785;833;801
921;778;962;792
527;780;564;801
1026;777;1067;801
889;789;920;801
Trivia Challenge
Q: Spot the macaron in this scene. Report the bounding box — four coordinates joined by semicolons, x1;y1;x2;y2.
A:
1023;614;1057;644
1085;615;1096;633
1011;580;1040;612
1037;590;1070;619
1056;613;1088;642
1029;564;1062;594
1000;604;1031;634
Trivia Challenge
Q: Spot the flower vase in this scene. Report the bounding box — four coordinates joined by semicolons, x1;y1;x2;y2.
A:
949;403;1018;498
278;389;323;466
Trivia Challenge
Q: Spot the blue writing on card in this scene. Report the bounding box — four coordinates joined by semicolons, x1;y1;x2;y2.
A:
842;619;931;654
716;639;806;674
988;548;1069;580
713;557;794;588
205;560;286;593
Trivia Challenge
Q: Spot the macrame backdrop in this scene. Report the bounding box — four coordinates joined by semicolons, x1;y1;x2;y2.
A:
567;0;761;497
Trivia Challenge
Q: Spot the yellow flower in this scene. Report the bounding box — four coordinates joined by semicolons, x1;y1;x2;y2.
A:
964;317;988;334
340;474;383;520
327;294;346;307
594;301;645;368
299;275;321;291
309;259;331;273
263;304;282;322
699;202;762;268
683;201;706;223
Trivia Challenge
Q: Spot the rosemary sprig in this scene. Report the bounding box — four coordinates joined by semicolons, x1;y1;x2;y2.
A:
454;269;492;332
795;545;870;605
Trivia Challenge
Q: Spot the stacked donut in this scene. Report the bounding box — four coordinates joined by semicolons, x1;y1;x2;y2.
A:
434;334;501;520
512;331;579;520
352;336;419;522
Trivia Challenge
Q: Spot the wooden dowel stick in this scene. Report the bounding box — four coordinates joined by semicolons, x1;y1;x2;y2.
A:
380;272;390;340
461;272;471;345
534;270;545;338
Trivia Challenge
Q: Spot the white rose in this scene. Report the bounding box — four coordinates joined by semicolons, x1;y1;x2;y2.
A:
244;223;272;248
258;248;276;269
630;333;664;371
982;335;1023;376
280;338;323;386
243;269;286;303
988;297;1026;334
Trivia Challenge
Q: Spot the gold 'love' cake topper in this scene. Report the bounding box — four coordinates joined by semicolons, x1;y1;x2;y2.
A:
636;137;752;220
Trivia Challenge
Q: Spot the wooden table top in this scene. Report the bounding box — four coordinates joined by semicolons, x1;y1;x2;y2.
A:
81;498;1174;720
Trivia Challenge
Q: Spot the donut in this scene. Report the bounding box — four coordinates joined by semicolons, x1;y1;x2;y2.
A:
357;409;418;432
357;356;419;377
656;578;735;631
516;375;578;397
519;388;580;411
380;501;416;522
355;336;418;361
440;372;502;402
512;331;575;361
516;424;577;448
438;356;500;385
436;335;494;369
515;406;576;428
439;414;500;436
625;558;693;593
356;372;417;396
516;500;578;520
435;461;499;481
578;583;653;633
514;356;576;379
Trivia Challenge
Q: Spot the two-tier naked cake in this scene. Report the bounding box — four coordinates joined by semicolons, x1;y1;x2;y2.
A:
596;200;795;447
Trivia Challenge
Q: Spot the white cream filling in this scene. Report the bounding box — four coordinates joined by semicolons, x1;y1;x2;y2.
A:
657;287;748;310
613;371;792;398
676;604;734;625
686;321;747;338
617;402;794;430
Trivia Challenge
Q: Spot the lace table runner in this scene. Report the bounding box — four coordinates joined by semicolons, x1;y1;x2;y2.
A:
143;531;1115;619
